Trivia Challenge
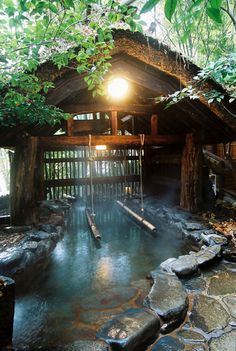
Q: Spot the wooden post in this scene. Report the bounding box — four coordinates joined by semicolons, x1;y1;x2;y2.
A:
180;133;203;212
10;136;38;225
35;147;45;202
66;117;74;136
151;114;158;136
111;111;118;135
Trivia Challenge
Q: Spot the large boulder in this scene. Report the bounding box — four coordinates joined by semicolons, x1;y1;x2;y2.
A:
97;308;160;351
144;271;188;320
193;245;221;266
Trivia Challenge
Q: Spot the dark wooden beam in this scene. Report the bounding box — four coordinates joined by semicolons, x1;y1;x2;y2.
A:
111;111;118;135
59;103;156;115
151;114;158;136
39;134;184;147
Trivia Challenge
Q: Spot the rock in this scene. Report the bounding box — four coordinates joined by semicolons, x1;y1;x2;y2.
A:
170;254;198;277
27;230;51;241
159;258;177;274
184;222;205;231
38;223;57;233
144;271;188;320
190;295;229;333
22;241;38;251
222;246;236;262
209;330;236;351
97;308;160;351
160;308;187;334
0;249;24;274
188;230;203;242
0;275;15;349
222;295;236;319
182;276;206;292
193;245;221;266
53;340;111;351
208;270;236;295
177;329;206;343
200;233;227;246
151;336;184;350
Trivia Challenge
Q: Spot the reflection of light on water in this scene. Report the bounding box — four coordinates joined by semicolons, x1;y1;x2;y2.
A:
95;255;131;287
53;242;67;261
97;257;113;282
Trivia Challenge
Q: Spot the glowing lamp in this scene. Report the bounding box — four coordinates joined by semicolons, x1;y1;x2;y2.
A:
95;145;107;151
107;78;129;99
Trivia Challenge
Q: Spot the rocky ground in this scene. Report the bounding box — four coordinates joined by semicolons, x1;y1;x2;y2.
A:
0;199;71;282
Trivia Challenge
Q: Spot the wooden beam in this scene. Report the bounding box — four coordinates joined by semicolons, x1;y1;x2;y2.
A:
45;175;139;187
39;134;184;147
111;111;118;135
151;114;158;136
59;103;156;115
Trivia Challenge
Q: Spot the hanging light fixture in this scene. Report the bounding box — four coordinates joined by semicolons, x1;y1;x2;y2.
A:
107;77;129;99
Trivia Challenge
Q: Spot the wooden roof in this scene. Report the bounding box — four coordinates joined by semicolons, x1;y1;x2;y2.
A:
1;29;236;147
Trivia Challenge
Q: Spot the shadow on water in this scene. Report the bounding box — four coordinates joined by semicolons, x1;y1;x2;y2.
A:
13;200;185;349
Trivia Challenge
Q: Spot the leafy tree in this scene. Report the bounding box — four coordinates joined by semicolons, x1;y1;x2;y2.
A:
0;0;143;126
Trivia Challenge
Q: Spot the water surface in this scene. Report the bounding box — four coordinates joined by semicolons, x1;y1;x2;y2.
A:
13;202;184;348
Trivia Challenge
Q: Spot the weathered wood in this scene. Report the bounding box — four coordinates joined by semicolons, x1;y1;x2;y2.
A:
86;209;101;239
10;136;38;225
151;114;158;136
111;111;118;135
73;119;109;134
66;117;74;136
35;147;45;202
60;103;157;115
116;200;156;232
180;133;203;212
203;149;232;174
39;135;184;147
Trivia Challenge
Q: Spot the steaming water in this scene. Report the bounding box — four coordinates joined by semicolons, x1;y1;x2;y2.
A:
13;202;184;349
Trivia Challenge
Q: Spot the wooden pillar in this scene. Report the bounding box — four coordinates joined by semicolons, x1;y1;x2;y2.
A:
66;117;74;136
180;133;203;212
111;111;118;135
151;114;158;136
10;136;38;225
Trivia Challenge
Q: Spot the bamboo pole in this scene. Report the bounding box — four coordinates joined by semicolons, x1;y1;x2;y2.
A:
86;209;101;240
116;200;156;232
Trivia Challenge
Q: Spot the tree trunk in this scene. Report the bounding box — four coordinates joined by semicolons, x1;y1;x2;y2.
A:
180;133;203;212
10;136;38;225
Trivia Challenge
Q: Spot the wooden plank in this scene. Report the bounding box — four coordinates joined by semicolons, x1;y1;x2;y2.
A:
111;111;118;135
45;175;139;187
39;135;184;147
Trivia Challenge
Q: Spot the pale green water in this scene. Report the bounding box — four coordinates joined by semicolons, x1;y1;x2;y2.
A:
13;202;184;349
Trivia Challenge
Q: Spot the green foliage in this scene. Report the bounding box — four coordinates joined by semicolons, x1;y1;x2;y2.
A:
0;0;144;127
164;0;178;22
155;53;236;108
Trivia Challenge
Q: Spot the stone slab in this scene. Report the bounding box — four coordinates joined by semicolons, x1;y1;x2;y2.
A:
190;295;229;333
144;271;188;320
193;245;221;266
151;336;184;350
209;330;236;351
97;308;160;351
208;270;236;296
171;255;198;276
222;295;236;319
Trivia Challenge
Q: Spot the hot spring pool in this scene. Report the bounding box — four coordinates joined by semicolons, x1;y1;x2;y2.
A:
13;201;185;348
